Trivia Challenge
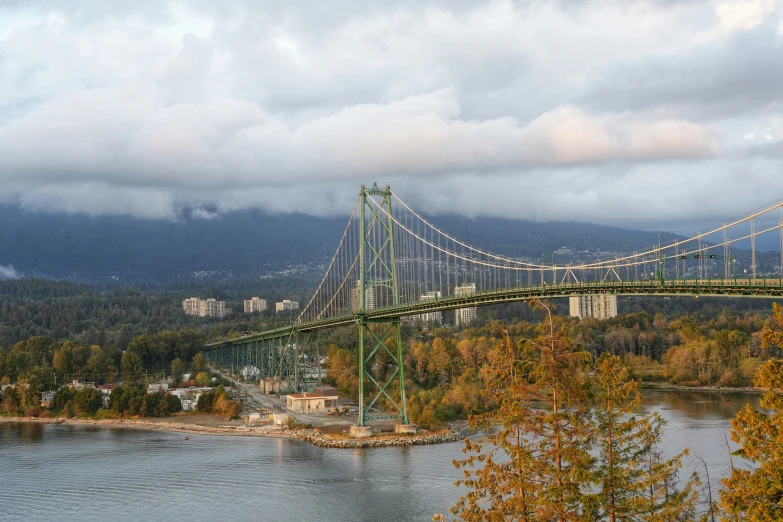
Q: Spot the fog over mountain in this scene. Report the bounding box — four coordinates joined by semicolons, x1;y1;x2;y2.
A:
0;204;688;284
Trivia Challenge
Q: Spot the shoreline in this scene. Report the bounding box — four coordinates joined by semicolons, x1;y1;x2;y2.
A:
640;382;764;394
0;416;463;448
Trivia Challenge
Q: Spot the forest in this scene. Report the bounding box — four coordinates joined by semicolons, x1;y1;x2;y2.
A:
2;278;783;427
432;300;783;521
3;279;783;518
0;203;689;283
321;300;783;429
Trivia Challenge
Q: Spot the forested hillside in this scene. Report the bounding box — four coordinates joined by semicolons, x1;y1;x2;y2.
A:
0;204;686;284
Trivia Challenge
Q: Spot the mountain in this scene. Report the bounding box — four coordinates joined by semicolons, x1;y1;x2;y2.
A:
0;204;707;285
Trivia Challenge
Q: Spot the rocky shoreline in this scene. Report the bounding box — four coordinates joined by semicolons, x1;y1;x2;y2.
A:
293;428;463;448
0;416;464;448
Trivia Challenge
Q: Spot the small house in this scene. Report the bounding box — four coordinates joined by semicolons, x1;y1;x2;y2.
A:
285;386;338;414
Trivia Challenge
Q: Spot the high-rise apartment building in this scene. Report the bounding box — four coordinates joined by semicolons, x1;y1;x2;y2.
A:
244;297;267;313
182;297;200;316
454;283;477;327
414;291;442;327
182;297;228;318
275;300;300;312
569;294;618;320
350;281;376;311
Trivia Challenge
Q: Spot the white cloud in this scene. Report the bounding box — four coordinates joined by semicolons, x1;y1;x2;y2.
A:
714;0;778;33
0;0;780;226
0;264;20;280
191;208;220;220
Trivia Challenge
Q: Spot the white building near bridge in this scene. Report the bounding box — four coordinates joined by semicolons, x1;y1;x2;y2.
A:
569;294;618;320
286;386;339;414
454;284;477;327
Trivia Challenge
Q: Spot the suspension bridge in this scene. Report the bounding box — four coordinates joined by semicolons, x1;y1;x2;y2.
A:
205;183;783;432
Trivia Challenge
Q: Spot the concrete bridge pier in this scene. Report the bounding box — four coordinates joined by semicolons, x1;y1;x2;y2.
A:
350;425;374;438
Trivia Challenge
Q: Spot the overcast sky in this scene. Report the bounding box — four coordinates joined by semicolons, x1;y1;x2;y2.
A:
0;0;782;229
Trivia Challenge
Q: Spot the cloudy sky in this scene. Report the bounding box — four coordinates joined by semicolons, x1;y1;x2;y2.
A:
1;0;782;228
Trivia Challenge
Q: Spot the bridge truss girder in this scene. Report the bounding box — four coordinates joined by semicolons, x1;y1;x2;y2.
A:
205;332;311;395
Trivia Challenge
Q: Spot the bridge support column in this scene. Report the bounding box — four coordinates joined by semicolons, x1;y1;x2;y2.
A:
357;317;409;427
356;183;409;428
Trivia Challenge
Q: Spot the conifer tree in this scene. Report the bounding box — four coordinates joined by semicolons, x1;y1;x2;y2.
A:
592;353;700;522
720;358;783;521
452;300;594;521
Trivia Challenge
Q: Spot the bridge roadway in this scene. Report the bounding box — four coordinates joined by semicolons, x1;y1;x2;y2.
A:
205;277;783;348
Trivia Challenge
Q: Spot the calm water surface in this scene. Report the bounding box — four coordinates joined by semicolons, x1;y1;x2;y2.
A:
0;389;763;521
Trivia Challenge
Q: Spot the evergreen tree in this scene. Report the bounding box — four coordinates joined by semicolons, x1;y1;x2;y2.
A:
121;351;143;385
452;300;594;521
592;353;700;521
720;358;783;521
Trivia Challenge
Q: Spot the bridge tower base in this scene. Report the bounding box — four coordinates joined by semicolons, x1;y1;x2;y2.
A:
350;425;374;439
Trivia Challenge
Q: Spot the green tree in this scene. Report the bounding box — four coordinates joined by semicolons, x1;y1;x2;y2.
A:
171;358;184;385
196;389;215;413
121;351;143;385
592;353;700;521
721;358;783;521
1;385;20;413
73;387;102;416
452;300;594;521
51;387;76;412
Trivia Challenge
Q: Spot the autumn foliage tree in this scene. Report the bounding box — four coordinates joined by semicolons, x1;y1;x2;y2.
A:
720;358;783;521
452;300;594;521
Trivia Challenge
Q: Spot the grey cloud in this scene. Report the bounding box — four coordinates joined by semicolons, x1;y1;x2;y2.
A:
580;25;783;122
0;0;781;227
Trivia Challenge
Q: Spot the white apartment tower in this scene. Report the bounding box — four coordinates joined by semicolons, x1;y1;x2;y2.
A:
201;298;227;318
244;297;268;313
414;291;442;327
454;283;478;327
182;297;228;318
275;300;300;312
569;294;618;320
351;280;376;311
182;297;200;316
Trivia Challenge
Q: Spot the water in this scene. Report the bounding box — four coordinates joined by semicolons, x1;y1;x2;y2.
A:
0;390;763;521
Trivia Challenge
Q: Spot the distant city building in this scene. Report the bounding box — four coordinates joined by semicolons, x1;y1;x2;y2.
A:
276;299;300;312
182;297;200;316
182;297;228;318
202;298;227;318
350;281;376;311
244;297;268;313
569;294;618;320
414;291;442;327
454;283;477;327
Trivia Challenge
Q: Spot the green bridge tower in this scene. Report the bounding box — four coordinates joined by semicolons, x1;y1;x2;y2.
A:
357;183;409;427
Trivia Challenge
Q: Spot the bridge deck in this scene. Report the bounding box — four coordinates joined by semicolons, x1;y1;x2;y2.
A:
205;278;783;348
